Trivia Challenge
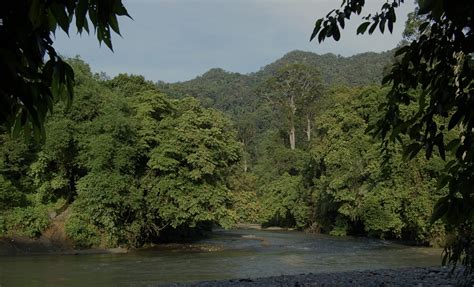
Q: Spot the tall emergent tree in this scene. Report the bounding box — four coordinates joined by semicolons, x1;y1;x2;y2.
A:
265;64;323;150
0;0;130;139
310;0;474;271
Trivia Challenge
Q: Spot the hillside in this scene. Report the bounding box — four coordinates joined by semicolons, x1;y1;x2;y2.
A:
158;50;394;118
256;50;394;86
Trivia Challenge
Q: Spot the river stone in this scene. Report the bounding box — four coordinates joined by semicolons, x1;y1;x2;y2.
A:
162;266;473;286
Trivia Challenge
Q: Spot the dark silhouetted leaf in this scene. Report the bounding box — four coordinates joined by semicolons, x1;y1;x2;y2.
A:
310;19;323;41
356;22;370;34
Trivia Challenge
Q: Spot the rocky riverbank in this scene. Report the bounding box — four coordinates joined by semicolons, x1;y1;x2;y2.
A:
165;267;472;286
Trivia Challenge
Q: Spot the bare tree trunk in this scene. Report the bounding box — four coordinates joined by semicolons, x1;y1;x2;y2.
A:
306;114;311;141
243;157;248;173
289;94;296;150
290;125;296;150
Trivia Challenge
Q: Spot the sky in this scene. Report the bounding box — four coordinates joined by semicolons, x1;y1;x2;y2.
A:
54;0;416;83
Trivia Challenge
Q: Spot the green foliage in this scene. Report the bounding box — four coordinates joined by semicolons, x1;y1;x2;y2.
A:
161;50;448;246
258;50;394;87
329;217;349;237
229;179;263;223
5;205;51;238
0;175;25;211
402;5;426;42
0;1;129;140
261;173;309;228
0;45;454;255
0;133;35;210
312;0;474;271
0;59;242;248
145;97;240;230
307;87;445;241
64;212;101;248
263;63;323;150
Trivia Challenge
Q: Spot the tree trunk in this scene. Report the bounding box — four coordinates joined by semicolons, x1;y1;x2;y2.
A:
289;125;296;150
289;94;296;150
306;114;311;141
243;157;248;173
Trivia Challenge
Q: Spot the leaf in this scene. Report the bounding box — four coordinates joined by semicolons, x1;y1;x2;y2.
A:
88;8;98;27
368;21;378;34
403;143;422;160
418;0;433;15
425;142;433;159
448;109;463;130
109;14;121;35
430;197;449;223
430;0;444;19
310;19;323;41
395;45;409;56
332;26;341;41
382;74;393;85
437;140;445;160
102;32;114;51
51;65;60;100
326;9;335;18
446;139;460;151
75;0;89;33
356;22;370;35
437;175;450;190
64;64;75;109
388;7;396;23
337;13;345;29
47;10;58;32
419;21;430;33
318;27;327;43
387;19;393;33
379;17;386;34
28;0;44;29
50;2;70;34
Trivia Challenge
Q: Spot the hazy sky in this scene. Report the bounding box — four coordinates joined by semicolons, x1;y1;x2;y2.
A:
54;0;416;83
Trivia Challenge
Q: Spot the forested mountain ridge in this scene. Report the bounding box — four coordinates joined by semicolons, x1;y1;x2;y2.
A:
159;68;258;118
257;50;394;86
158;49;393;119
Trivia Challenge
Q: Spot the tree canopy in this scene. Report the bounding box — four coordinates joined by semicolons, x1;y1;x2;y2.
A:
0;48;456;256
311;0;474;271
0;0;130;140
0;59;242;247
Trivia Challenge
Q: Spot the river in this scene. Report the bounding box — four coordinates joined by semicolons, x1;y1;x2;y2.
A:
0;228;442;286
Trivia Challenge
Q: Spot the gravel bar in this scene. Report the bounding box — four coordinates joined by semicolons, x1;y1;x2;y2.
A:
163;267;473;286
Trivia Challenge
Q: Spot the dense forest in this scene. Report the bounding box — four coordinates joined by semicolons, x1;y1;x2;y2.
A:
0;50;448;248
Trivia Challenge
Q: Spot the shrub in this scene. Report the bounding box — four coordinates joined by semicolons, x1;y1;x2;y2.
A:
64;213;101;248
5;206;50;238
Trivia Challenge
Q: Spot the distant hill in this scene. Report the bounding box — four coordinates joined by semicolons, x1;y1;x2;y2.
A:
158;68;259;118
158;50;394;117
256;50;394;87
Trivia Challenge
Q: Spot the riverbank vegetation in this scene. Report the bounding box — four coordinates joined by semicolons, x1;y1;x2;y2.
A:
0;58;240;248
0;49;452;248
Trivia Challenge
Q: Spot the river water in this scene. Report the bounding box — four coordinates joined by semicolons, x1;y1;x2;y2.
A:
0;229;442;286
